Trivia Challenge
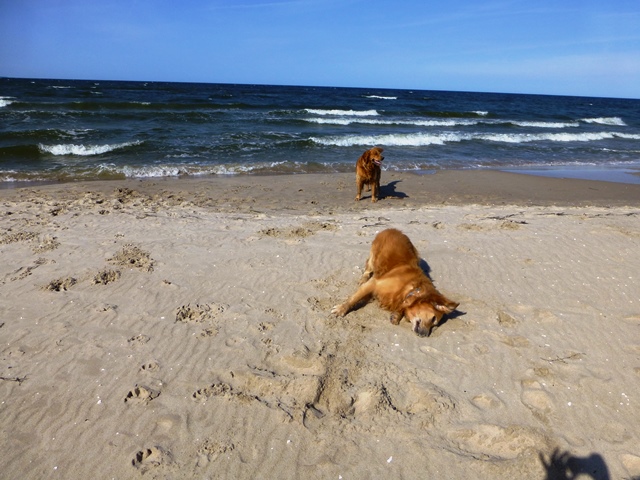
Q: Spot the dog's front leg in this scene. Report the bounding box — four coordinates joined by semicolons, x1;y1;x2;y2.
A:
371;180;379;202
355;176;365;201
332;280;375;317
389;311;404;325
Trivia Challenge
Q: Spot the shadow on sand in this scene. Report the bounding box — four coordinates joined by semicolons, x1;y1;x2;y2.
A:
540;449;611;480
380;180;408;200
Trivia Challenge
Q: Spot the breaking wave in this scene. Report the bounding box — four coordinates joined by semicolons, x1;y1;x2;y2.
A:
0;97;14;108
582;117;627;126
38;140;143;156
304;108;379;116
311;131;640;147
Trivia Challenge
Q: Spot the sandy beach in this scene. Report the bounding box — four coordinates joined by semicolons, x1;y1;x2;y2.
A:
1;170;639;479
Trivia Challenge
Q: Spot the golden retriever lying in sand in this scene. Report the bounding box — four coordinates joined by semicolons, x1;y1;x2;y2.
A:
355;147;384;202
332;228;459;336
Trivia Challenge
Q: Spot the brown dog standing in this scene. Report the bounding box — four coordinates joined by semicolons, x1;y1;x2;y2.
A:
355;147;384;202
332;228;459;336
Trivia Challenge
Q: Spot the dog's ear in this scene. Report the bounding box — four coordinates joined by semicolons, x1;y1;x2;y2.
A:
434;298;459;314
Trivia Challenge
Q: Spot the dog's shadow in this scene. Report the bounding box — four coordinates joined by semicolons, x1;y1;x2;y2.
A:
419;258;466;326
380;180;408;200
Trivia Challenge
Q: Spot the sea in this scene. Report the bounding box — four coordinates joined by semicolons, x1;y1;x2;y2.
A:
2;77;640;186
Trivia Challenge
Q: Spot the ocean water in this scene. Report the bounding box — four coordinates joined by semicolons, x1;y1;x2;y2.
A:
2;77;640;184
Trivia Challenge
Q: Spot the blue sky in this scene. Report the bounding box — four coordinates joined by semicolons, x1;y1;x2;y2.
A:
1;0;639;98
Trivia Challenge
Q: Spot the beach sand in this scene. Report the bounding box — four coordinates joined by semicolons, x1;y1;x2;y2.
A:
1;171;639;479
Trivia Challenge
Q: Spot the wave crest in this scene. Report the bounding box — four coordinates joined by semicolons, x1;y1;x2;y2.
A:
38;141;142;156
365;95;397;100
0;96;14;108
582;117;627;126
304;108;379;116
311;131;640;147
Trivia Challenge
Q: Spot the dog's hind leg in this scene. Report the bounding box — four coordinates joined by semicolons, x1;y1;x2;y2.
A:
358;255;375;285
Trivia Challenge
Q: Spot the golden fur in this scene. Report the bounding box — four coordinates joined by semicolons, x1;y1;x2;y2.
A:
332;228;459;336
355;147;384;202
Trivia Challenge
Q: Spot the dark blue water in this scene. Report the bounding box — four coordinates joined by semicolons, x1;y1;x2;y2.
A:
2;77;640;183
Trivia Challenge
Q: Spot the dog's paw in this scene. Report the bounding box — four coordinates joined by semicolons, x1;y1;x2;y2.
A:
331;304;348;317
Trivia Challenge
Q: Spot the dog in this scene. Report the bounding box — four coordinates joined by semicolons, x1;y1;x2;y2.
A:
332;228;459;336
355;147;384;202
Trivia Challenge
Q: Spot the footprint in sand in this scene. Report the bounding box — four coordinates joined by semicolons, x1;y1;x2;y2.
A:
124;385;160;404
132;446;170;472
496;310;517;327
198;327;219;338
446;423;546;460
128;334;150;346
109;244;154;272
139;361;159;373
471;393;503;411
279;347;326;376
520;379;554;413
191;382;236;402
196;439;236;467
174;303;226;323
92;268;121;285
95;303;117;312
44;277;77;292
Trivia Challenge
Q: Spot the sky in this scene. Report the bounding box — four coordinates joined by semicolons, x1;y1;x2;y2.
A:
1;0;639;98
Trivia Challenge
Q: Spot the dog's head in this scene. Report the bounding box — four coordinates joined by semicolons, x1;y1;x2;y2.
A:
363;147;384;167
403;289;459;336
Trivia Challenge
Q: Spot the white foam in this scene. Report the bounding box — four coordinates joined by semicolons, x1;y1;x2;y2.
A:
304;117;476;127
311;130;640;147
365;95;397;100
64;129;94;137
479;132;639;143
615;133;640;140
311;132;457;147
582;117;627;126
107;160;293;178
511;121;580;128
305;108;379;116
0;97;14;108
39;140;142;156
304;117;578;129
118;165;187;178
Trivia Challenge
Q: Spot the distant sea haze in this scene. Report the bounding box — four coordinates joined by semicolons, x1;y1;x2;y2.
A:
1;78;640;183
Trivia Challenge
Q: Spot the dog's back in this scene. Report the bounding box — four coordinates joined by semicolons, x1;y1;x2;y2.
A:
369;228;419;277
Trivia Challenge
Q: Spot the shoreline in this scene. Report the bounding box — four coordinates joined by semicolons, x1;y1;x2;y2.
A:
2;169;640;209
